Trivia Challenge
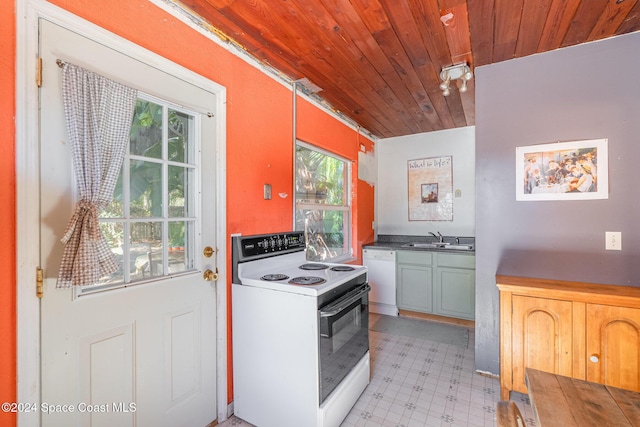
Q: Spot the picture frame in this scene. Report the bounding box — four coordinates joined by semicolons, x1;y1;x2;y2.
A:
421;183;439;203
516;138;608;201
408;156;453;221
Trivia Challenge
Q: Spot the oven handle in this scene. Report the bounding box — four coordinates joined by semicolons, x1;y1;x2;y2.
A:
319;284;370;318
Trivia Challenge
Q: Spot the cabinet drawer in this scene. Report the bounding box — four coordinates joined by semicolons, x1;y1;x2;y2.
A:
437;253;475;269
397;250;432;265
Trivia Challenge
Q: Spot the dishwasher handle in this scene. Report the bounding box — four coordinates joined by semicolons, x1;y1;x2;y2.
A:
363;249;396;262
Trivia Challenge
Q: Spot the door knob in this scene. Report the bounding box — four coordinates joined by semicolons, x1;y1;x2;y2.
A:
589;354;600;363
203;269;219;281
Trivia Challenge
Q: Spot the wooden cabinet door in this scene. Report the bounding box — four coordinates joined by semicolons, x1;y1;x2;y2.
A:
586;304;640;391
511;295;573;393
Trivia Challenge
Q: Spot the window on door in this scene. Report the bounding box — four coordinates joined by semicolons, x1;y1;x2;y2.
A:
95;94;200;290
294;141;352;262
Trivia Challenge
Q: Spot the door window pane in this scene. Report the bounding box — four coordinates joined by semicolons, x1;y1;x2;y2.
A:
168;220;195;274
168;165;195;217
96;95;200;289
130;221;163;279
168;109;195;163
130;160;163;218
130;100;163;158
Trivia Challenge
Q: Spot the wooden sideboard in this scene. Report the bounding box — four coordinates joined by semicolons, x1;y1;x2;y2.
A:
497;275;640;400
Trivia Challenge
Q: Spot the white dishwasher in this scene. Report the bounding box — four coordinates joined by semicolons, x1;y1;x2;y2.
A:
362;248;398;316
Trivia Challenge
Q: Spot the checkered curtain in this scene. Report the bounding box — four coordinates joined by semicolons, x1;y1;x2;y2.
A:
56;63;137;288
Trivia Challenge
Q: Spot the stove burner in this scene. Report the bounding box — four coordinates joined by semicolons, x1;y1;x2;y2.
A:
261;274;289;281
288;276;326;286
330;265;355;272
299;263;329;270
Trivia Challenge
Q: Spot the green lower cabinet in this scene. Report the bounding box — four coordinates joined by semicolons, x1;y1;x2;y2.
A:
397;263;433;312
434;267;475;320
396;250;475;320
396;251;433;312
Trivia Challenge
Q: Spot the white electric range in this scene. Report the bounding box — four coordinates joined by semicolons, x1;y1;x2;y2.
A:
231;231;370;427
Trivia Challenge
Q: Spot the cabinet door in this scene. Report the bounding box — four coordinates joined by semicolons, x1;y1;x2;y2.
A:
511;295;573;394
586;304;640;391
397;263;433;313
435;267;475;320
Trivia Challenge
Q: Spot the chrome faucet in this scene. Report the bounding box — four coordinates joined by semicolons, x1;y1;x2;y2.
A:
429;232;444;243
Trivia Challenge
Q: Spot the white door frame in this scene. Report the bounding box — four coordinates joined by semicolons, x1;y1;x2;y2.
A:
15;1;228;425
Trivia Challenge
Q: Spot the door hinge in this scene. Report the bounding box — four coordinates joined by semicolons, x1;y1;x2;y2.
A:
36;267;44;298
36;57;43;88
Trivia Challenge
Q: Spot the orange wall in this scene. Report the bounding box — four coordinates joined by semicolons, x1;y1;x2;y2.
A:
4;0;375;419
0;0;16;426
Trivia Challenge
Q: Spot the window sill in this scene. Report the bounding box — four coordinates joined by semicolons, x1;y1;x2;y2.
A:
331;255;358;264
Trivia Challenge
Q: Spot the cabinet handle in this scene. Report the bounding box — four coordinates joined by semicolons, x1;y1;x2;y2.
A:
589;354;600;363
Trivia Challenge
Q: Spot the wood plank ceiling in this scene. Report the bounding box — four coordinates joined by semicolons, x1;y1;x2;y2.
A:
173;0;640;139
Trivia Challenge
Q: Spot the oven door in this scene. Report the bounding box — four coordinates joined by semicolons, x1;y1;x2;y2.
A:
318;284;370;404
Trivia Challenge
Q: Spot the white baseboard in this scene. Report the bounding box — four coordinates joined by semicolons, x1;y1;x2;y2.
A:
227;401;234;418
370;302;399;316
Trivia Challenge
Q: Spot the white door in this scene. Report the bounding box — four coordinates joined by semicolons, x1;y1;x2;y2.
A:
39;19;218;427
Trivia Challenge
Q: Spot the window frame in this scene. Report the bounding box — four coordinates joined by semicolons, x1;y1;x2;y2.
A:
76;92;203;297
294;140;353;263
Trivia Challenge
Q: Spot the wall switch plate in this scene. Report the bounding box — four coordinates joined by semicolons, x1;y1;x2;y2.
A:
264;184;272;200
605;231;621;250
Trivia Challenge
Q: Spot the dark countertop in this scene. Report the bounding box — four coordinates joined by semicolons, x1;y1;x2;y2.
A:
363;234;475;255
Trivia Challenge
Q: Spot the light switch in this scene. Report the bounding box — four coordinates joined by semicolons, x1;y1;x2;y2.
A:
605;231;621;250
264;184;272;200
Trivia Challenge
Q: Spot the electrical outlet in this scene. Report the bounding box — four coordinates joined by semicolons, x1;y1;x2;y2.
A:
605;231;621;250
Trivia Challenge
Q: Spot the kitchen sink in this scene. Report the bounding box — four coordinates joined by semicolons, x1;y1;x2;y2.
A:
445;244;475;250
401;242;474;251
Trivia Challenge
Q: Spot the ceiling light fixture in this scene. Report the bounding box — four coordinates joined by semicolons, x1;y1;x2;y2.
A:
439;63;473;96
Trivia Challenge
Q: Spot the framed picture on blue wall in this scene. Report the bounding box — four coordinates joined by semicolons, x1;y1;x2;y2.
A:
516;138;608;201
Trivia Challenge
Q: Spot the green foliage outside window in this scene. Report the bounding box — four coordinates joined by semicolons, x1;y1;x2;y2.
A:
98;98;197;285
295;144;350;261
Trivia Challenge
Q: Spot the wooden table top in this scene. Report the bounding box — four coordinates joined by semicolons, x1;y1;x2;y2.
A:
525;368;640;426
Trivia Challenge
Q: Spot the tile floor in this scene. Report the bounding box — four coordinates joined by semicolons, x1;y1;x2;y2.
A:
218;315;536;427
